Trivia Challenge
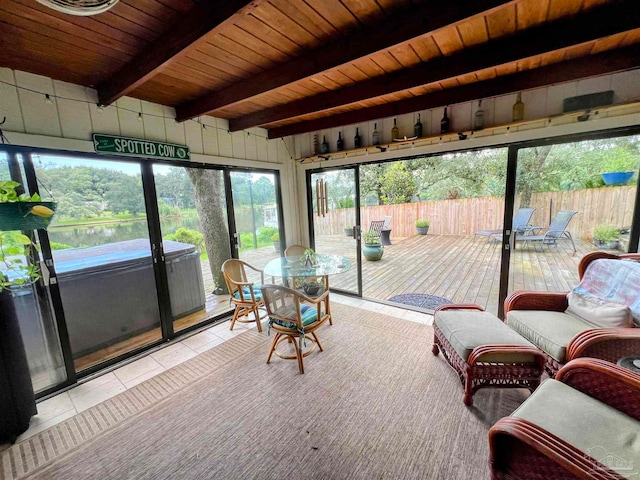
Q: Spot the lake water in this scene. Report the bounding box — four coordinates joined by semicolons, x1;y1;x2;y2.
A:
49;216;201;248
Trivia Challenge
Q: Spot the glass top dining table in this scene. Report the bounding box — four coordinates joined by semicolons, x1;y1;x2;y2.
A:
264;254;352;279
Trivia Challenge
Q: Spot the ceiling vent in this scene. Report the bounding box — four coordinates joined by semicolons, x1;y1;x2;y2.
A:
35;0;119;16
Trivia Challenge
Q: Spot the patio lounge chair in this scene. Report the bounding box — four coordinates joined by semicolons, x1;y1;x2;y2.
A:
516;210;577;252
474;207;536;242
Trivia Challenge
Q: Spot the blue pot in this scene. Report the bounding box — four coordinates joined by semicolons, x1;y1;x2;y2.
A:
363;244;383;261
601;172;634;185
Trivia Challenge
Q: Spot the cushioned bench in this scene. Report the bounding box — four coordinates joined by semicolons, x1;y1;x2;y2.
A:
432;304;545;406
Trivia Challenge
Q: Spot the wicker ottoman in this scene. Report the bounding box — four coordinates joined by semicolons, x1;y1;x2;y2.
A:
432;304;545;406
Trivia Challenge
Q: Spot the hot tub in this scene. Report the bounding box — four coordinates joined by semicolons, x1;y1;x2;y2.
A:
15;239;206;359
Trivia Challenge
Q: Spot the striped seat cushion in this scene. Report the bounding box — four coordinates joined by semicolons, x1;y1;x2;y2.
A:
270;305;320;329
233;285;262;301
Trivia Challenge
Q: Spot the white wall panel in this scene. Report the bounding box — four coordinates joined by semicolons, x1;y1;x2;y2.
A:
0;68;25;133
141;100;166;142
116;97;144;139
245;129;258;160
218;129;233;157
611;70;640;104
546;82;578;116
200;117;218;156
267;138;278;163
230;131;246;158
15;71;61;137
164;106;186;146
184;120;204;154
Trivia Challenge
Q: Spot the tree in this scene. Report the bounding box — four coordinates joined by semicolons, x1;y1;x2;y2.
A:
380;162;416;204
516;145;553;206
359;163;388;205
186;169;231;293
252;176;275;205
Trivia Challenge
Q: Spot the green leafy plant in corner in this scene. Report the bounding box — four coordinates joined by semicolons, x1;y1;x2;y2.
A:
593;224;619;243
415;219;430;228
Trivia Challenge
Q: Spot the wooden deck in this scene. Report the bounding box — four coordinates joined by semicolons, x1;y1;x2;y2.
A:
314;233;602;316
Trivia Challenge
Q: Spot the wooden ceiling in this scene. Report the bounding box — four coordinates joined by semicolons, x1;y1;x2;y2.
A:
1;0;640;139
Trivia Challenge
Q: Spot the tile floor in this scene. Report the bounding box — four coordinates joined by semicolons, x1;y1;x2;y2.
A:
13;295;432;444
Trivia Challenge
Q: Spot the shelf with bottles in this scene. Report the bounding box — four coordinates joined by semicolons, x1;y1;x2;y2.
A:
298;99;640;164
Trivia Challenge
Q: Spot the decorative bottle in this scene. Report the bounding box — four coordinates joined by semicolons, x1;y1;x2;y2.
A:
512;92;525;122
474;100;485;130
391;118;399;140
337;132;344;151
320;135;329;154
440;107;450;134
354;128;361;148
414;114;422;138
372;123;380;145
312;133;319;155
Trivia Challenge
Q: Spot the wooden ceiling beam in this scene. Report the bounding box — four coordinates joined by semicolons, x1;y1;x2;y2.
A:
174;0;514;122
97;0;264;106
231;1;640;131
267;45;640;139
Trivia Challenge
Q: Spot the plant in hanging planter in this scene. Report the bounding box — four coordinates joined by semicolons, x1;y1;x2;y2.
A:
271;232;281;252
344;225;354;237
0;181;57;231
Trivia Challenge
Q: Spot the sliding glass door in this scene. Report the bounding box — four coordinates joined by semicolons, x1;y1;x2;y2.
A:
33;154;163;373
508;134;640;299
309;168;361;296
152;165;233;333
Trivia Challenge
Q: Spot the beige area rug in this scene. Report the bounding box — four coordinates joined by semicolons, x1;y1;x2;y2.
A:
1;304;529;479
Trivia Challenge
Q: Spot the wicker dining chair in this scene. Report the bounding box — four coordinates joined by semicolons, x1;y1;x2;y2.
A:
262;284;332;373
221;259;267;332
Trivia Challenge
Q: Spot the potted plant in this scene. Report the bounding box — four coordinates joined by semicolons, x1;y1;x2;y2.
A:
271;232;280;252
303;247;317;266
344;225;354;237
362;230;383;261
593;224;620;249
416;219;430;235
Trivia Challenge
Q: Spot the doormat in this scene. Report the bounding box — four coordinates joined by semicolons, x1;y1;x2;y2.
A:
388;293;453;310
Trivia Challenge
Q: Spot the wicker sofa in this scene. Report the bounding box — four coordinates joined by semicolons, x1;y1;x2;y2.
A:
504;252;640;377
489;358;640;480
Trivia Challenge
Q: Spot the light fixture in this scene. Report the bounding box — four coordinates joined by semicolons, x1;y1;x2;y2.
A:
137;112;143;122
44;94;53;105
35;0;119;16
96;104;104;114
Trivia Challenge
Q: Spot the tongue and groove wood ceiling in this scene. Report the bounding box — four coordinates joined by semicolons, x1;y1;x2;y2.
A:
1;0;640;139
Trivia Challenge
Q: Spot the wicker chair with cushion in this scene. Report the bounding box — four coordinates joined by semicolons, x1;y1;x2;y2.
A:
221;259;267;332
489;358;640;480
505;251;640;377
262;284;332;374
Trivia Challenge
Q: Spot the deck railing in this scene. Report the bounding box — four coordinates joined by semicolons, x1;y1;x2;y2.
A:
314;185;636;241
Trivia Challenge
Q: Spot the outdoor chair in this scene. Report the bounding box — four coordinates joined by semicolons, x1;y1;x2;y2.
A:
473;207;535;242
515;210;577;252
381;215;393;245
221;259;267;332
262;284;332;374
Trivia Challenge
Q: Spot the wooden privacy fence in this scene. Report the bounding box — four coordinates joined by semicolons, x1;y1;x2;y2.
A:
313;186;636;241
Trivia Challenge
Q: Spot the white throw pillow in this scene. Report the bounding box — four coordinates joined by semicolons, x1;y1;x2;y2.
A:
566;291;633;328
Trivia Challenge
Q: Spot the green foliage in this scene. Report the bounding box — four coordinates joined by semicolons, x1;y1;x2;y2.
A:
415;219;430;228
238;232;255;250
363;230;381;245
271;232;279;242
336;196;355;209
164;227;204;250
0;230;41;291
593;224;619;243
380;162;416;204
257;227;278;243
50;241;72;250
0;181;41;202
